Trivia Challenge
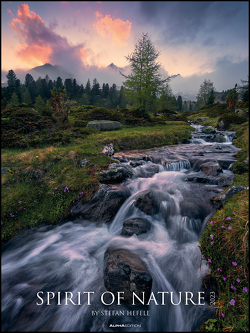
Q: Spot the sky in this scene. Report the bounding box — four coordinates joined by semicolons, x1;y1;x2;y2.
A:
1;1;249;98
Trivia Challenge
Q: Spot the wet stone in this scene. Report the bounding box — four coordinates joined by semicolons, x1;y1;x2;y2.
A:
103;248;152;304
121;218;151;236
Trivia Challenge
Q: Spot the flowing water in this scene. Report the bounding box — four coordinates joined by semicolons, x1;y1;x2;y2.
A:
1;124;240;332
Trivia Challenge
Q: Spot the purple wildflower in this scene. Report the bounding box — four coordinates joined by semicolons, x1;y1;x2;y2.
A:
221;225;225;228
210;221;213;225
228;226;232;230
34;201;36;203
24;208;25;210
19;201;22;203
210;241;214;246
231;284;236;291
223;277;227;281
229;299;235;306
243;287;247;293
52;192;54;195
55;187;57;190
210;234;214;240
208;259;212;263
232;261;237;266
226;217;231;220
236;278;240;283
221;313;225;318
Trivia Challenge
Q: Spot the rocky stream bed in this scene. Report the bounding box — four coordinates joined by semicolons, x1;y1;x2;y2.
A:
1;124;248;332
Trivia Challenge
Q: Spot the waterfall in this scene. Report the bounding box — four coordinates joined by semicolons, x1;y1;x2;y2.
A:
1;123;239;332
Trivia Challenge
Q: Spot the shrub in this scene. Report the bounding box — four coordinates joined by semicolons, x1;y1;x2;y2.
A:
218;114;246;130
231;161;249;175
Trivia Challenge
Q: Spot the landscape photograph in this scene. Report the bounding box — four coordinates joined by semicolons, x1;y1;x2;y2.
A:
1;1;249;332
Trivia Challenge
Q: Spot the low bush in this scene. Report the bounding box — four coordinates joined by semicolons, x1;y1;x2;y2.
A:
218;114;246;130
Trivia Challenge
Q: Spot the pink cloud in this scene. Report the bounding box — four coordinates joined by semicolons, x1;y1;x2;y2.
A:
93;12;132;46
9;3;87;71
7;8;14;17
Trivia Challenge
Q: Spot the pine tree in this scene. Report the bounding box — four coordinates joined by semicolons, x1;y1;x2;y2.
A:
120;33;169;111
25;73;34;87
10;92;19;105
22;88;32;104
177;95;183;112
34;95;46;112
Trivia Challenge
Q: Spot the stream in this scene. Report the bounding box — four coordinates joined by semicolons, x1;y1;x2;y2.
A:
1;124;240;332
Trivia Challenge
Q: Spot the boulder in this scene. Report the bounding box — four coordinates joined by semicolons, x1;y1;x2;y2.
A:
121;218;151;236
103;248;152;304
100;143;114;157
134;190;160;215
86;120;121;131
202;126;216;134
217;159;236;169
99;163;133;183
217;120;224;131
210;185;249;209
200;161;223;176
213;133;226;143
70;184;130;224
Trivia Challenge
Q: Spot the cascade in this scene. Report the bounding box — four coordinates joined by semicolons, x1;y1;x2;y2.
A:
1;124;240;332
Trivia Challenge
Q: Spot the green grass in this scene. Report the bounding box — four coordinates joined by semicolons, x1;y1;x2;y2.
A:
193;104;249;332
1;121;192;245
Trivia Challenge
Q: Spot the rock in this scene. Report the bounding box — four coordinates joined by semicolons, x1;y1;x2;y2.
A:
210;185;249;209
103;248;152;304
134;190;160;215
212;173;235;186
217;159;236;169
200;161;223;176
80;158;88;167
121;218;151;236
1;167;9;175
70;184;130;224
99;163;133;183
202;126;216;134
86;120;121;131
217;120;224;131
100;143;114;157
213;133;226;143
130;160;145;167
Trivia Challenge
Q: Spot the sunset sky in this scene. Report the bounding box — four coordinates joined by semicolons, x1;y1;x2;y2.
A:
1;1;249;96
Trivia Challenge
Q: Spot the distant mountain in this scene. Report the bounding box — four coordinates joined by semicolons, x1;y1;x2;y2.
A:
107;63;124;72
27;63;74;82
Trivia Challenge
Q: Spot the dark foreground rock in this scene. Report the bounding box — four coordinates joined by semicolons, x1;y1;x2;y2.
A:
70;184;130;224
99;163;134;183
103;248;152;304
121;218;151;236
134;190;160;215
210;185;249;209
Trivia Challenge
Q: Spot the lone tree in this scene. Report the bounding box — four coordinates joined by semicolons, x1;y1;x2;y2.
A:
120;33;170;111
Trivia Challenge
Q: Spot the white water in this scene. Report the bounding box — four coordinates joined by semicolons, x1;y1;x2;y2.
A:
2;124;238;332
